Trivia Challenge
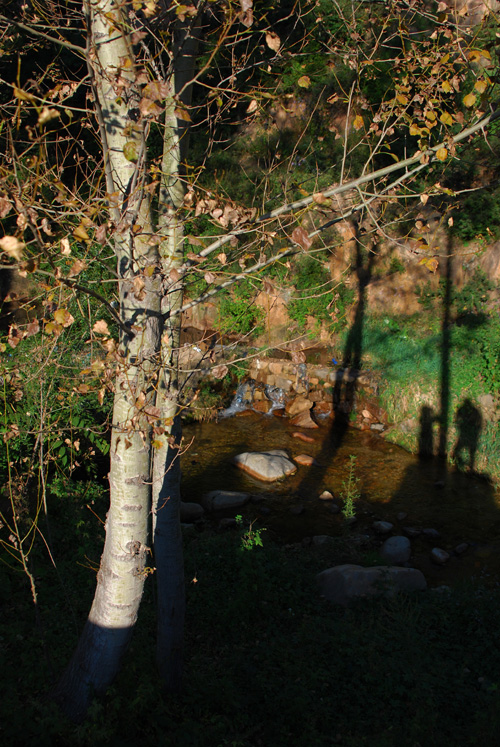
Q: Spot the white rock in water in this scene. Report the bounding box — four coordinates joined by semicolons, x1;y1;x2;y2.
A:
317;564;427;606
233;450;297;482
380;535;411;563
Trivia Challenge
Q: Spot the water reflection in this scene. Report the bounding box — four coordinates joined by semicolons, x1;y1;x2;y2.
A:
181;413;500;585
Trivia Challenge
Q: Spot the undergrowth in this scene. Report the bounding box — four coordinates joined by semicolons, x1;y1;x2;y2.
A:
3;528;500;746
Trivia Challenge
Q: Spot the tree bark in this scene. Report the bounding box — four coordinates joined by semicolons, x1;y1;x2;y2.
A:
54;0;162;720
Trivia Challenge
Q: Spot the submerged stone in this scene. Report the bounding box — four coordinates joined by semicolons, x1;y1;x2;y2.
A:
233;449;297;482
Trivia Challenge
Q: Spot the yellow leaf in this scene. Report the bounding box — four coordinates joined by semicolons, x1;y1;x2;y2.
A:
418;257;439;273
73;224;90;242
297;75;311;88
475;79;488;94
409;123;420;136
468;49;491;62
439;111;453;125
123;141;138;162
353;115;364;131
396;93;408;105
54;308;75;327
174;107;191;122
441;81;452;93
435;147;448;161
463;93;476;108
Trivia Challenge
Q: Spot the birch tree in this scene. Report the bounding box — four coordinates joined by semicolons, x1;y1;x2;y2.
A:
0;0;498;723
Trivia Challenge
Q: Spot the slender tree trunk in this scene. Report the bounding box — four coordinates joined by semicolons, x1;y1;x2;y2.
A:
55;0;200;717
54;0;161;720
151;16;199;691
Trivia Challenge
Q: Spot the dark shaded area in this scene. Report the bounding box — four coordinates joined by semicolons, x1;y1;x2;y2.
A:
294;222;377;500
452;398;483;474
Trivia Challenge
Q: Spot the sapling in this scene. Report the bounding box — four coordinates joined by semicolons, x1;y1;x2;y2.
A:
340;455;361;520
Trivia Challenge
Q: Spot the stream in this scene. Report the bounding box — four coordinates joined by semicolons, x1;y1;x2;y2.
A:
181;411;500;588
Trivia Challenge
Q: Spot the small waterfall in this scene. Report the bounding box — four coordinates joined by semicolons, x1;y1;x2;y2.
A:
265;384;286;415
220;379;256;418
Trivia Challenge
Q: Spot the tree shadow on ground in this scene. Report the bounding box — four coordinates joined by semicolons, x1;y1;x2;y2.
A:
294;221;377;500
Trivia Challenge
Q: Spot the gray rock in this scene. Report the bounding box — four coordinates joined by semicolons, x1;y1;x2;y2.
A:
370;423;385;432
202;490;251;511
423;528;441;540
403;526;421;538
330;503;341;514
289;504;305;515
397;512;408;522
373;520;394;535
430;547;450;565
317;564;427;606
233;449;297;482
380;535;411;564
455;542;468;555
180;502;204;522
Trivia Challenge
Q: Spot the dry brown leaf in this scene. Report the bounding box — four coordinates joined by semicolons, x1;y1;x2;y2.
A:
0;196;12;218
239;0;253;27
265;32;281;52
68;259;86;277
93;320;110;335
291;226;313;251
211;364;229;379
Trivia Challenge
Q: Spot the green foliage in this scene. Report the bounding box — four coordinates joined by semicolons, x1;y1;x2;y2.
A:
235;514;266;551
217;282;265;337
288;255;354;332
340;455;361;520
5;527;500;745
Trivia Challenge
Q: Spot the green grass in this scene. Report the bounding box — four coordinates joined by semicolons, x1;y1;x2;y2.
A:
3;526;500;746
348;309;500;480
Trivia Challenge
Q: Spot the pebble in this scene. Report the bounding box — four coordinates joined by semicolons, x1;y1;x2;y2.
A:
319;490;334;501
294;454;317;466
289;505;305;515
293;432;315;443
430;547;450;565
397;512;407;521
423;528;441;540
455;542;468;555
403;526;421;538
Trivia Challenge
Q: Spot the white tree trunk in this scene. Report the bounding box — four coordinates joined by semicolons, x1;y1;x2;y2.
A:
55;0;161;719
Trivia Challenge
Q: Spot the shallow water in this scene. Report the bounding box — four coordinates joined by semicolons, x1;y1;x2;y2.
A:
181;412;500;586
